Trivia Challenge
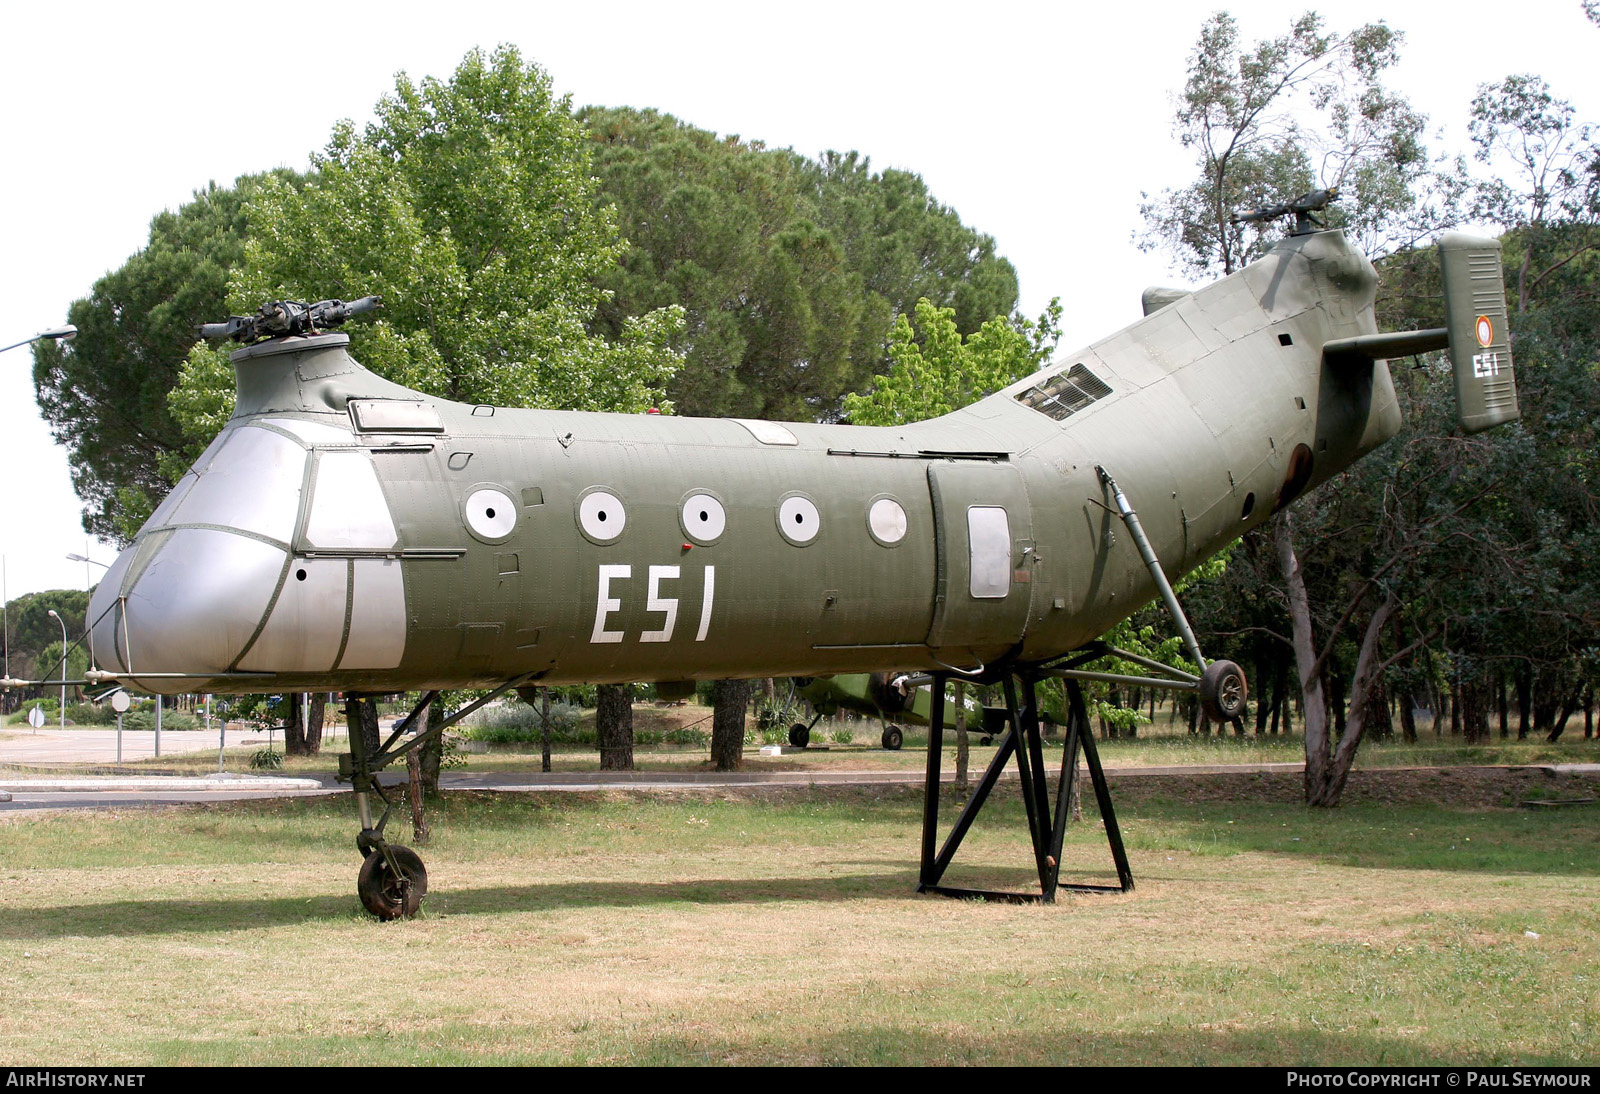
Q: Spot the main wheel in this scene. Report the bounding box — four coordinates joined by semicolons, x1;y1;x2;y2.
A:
881;725;904;750
789;722;811;748
357;845;428;920
1199;659;1249;722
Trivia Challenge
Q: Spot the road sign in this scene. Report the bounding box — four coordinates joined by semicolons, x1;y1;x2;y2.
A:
27;706;45;729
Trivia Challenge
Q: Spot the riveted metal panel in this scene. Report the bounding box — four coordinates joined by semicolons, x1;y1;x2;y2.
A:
238;558;348;672
123;529;285;674
341;559;408;670
169;426;304;543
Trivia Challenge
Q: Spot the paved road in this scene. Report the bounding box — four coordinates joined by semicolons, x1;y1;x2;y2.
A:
0;724;348;765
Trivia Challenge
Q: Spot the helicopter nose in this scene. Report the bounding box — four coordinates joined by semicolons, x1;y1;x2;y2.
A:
91;529;288;682
91;418;409;688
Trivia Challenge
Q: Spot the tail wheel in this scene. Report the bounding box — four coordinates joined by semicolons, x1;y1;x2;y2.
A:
881;725;904;750
1199;660;1249;722
358;845;428;920
788;722;811;748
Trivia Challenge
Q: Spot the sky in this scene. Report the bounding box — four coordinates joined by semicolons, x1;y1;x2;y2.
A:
0;0;1593;603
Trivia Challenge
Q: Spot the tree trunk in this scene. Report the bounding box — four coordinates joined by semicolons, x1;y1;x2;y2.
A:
517;686;552;773
304;693;325;754
284;693;307;756
406;750;430;846
1516;664;1532;739
1497;670;1510;739
1277;513;1396;807
1329;671;1347;739
1548;691;1580;743
1254;658;1271;735
711;679;751;770
1461;677;1490;745
1276;514;1329;803
349;695;381;757
596;684;634;770
415;699;439;794
542;689;553;772
953;681;969;792
1367;674;1391;740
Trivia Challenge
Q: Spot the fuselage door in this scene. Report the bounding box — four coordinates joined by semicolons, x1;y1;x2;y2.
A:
925;460;1034;653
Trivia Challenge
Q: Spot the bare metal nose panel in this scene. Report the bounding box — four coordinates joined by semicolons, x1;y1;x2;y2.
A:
343;558;407;669
168;425;305;543
120;528;286;674
87;546;136;671
237;557;347;672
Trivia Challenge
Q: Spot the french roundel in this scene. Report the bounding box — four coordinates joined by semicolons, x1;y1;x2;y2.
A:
1475;315;1494;348
778;495;821;545
680;493;726;543
464;487;517;541
578;490;627;542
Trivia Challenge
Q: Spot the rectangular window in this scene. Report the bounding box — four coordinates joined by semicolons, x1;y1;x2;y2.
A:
348;399;445;433
1015;363;1113;421
967;506;1011;599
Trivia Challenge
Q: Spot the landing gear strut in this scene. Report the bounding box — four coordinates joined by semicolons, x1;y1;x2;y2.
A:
338;674;537;919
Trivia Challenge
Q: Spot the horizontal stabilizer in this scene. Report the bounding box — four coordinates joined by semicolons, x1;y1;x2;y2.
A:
1322;328;1449;362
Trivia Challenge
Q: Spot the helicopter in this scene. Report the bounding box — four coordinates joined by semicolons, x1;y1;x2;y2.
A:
5;191;1519;916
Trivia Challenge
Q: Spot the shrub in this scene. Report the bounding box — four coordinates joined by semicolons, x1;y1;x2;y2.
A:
459;700;584;743
65;701;116;726
249;748;283;770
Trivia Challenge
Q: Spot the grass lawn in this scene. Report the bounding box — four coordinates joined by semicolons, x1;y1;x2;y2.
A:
0;769;1596;1065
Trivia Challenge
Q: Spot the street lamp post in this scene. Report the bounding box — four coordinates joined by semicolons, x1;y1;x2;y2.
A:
0;326;76;356
45;609;66;729
4;325;80;732
67;550;108;669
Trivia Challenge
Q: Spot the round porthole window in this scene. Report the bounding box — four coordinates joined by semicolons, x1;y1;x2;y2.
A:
680;493;726;544
867;497;908;546
577;489;627;544
464;486;518;542
777;494;821;546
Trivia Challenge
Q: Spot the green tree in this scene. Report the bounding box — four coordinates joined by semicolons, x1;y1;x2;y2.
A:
1137;10;1479;803
31;175;291;542
841;297;1061;426
581;107;1019;420
1;589;90;711
169;46;683;456
1138;11;1437;278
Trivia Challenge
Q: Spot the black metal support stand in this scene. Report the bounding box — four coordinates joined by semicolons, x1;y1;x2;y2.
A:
918;672;1134;903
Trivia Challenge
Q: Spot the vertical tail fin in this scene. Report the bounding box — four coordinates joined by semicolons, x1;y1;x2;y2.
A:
1439;232;1519;434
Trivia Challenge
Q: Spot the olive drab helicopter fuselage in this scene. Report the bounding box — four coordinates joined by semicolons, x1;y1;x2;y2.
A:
8;198;1520;916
